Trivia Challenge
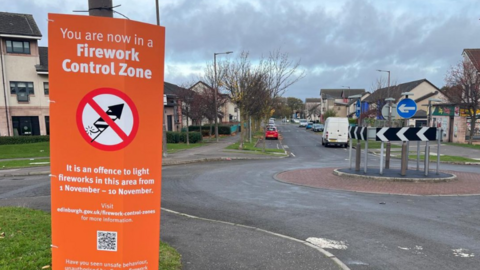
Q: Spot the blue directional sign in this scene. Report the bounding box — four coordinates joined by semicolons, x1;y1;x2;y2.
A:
356;100;361;117
396;98;417;119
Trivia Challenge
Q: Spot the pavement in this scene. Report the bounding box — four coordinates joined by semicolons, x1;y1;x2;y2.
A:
0;133;287;177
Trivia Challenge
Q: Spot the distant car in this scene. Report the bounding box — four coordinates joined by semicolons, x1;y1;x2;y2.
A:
268;119;275;125
265;126;279;140
312;124;324;132
299;119;308;127
292;119;300;124
306;122;313;129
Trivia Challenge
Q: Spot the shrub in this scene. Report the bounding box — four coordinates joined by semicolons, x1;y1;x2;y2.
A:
188;125;232;135
0;136;50;145
167;132;202;143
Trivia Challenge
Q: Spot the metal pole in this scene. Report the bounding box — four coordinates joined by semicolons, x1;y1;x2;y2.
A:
155;0;160;25
386;100;392;169
401;142;407;176
425;141;429;176
437;128;441;175
88;0;113;17
349;136;353;169
380;141;384;175
427;100;432;127
249;116;252;142
364;139;368;173
355;99;361;172
213;53;218;142
416;141;420;170
406;140;409;170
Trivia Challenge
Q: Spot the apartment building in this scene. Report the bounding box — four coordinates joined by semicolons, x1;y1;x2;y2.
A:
0;12;49;136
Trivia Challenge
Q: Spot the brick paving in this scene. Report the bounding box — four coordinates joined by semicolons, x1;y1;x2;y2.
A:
275;168;480;196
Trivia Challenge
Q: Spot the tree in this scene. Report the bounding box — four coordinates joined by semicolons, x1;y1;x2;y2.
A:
323;109;337;122
305;103;321;121
286;97;304;118
444;59;480;144
176;87;197;145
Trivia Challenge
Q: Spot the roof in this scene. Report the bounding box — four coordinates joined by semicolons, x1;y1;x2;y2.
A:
189;81;213;91
164;82;184;96
35;47;48;72
0;12;42;37
320;89;365;100
305;98;321;103
463;49;480;71
364;79;439;103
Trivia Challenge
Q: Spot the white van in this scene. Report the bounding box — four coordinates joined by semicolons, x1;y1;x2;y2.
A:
322;117;349;147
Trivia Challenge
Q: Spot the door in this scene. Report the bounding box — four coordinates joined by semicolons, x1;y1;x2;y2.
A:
167;115;173;131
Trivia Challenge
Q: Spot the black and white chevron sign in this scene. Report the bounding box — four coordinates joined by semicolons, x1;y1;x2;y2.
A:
375;127;437;142
348;126;367;140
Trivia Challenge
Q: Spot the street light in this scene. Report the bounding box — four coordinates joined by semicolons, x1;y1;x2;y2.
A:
422;98;442;127
377;69;392;170
342;86;350;117
213;51;233;142
348;94;362;171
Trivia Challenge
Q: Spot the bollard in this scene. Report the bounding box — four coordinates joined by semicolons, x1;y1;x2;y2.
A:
355;141;361;171
416;141;420;171
385;142;391;169
424;142;430;176
364;140;368;174
349;138;353;169
401;142;407;176
380;142;384;175
437;128;441;175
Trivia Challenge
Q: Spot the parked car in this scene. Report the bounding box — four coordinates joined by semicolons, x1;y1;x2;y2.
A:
322;117;349;147
299;119;308;127
268;119;275;125
265;126;279;140
312;124;324;132
292;119;300;124
306;122;313;129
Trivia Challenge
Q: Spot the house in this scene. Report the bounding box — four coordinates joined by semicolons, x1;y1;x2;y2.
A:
0;12;48;136
364;79;447;127
164;82;184;132
346;92;370;119
319;88;366;119
188;81;240;126
304;98;321;122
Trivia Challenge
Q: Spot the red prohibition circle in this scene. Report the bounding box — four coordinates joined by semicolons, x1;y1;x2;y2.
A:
76;88;139;151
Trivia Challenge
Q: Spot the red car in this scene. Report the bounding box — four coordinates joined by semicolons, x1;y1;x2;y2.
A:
265;126;279;140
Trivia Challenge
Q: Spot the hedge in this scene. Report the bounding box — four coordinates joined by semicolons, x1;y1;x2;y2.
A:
166;132;202;144
188;125;236;135
0;135;50;145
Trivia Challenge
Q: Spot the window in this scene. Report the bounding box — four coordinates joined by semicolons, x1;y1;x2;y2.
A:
6;40;30;54
10;82;34;101
44;82;49;95
45;116;50;135
12;116;40;136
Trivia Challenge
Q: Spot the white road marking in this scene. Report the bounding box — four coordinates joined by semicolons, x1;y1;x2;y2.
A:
306;237;348;250
290;153;296;157
276;144;280;149
283;145;289;149
452;249;475;258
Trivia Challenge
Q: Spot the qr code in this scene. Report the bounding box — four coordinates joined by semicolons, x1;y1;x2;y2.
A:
97;231;117;251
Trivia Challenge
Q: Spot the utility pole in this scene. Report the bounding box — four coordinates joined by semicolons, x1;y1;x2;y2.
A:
88;0;113;17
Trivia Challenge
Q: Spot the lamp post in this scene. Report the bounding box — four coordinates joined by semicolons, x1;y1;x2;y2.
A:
342;86;350;117
213;51;233;142
426;98;442;127
377;70;391;169
349;94;362;171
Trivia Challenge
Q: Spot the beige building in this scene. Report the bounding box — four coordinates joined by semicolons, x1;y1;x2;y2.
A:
364;79;447;127
304;98;321;122
319;89;366;119
0;12;49;136
188;81;240;126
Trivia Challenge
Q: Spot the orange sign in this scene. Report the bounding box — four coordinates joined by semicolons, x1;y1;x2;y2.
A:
49;14;164;269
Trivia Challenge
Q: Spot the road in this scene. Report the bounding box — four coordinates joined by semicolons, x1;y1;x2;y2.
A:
1;120;480;269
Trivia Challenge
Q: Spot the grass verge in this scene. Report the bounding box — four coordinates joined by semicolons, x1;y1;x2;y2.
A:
226;141;286;154
0;142;49;159
356;140;401;149
167;143;205;154
407;155;480;163
444;142;480;150
0;207;182;270
0;158;50;170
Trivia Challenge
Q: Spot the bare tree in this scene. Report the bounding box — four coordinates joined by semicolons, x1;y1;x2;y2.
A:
444;60;480;144
176;87;197;145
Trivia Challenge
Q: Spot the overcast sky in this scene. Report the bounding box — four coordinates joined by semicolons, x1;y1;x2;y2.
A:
4;0;479;100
